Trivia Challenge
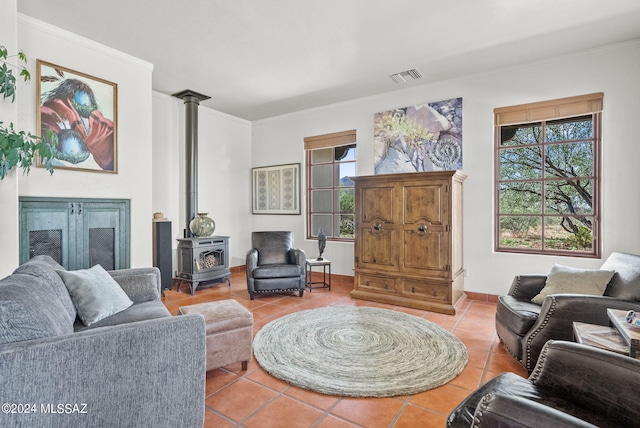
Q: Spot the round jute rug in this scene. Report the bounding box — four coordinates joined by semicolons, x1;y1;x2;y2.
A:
253;306;468;397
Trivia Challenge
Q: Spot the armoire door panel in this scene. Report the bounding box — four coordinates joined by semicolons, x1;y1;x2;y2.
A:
403;183;447;225
358;227;396;269
403;231;449;275
360;186;395;224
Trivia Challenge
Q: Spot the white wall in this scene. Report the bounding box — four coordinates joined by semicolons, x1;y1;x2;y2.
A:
4;9;639;297
1;11;252;277
197;106;253;266
151;92;181;234
151;93;252;268
1;14;154;273
252;41;640;295
0;0;20;278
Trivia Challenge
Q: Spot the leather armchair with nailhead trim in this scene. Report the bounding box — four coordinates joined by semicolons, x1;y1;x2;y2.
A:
447;340;640;428
246;231;306;300
495;252;640;372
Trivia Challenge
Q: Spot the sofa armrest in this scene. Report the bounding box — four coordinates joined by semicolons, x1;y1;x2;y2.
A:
108;267;161;303
446;372;533;428
291;248;306;266
472;393;597;428
522;294;640;370
246;249;258;293
529;341;640;427
0;314;206;428
508;274;548;301
246;249;258;272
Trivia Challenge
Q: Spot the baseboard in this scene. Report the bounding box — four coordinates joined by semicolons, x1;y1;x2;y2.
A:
231;265;497;302
464;291;499;303
230;265;245;274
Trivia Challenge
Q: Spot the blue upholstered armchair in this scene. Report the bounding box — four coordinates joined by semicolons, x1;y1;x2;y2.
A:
246;231;306;300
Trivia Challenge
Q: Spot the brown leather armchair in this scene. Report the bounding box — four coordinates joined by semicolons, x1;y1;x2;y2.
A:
495;252;640;372
246;231;306;300
447;340;640;428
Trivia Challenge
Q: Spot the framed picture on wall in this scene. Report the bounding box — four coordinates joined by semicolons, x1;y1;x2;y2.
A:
252;163;301;215
374;97;462;175
36;60;118;173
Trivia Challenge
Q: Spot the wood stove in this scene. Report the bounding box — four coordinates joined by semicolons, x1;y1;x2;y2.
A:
176;236;230;295
172;89;231;294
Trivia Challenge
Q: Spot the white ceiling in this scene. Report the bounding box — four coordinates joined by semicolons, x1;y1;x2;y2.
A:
17;0;640;121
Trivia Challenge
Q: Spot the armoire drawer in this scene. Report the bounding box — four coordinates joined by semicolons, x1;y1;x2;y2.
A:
400;280;449;302
358;274;397;294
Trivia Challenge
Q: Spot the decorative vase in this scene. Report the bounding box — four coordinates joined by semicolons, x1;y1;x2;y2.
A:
189;213;215;237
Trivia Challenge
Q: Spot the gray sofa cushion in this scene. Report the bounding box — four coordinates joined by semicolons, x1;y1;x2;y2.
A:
109;270;160;302
13;255;76;321
57;265;133;326
74;300;171;331
0;274;73;345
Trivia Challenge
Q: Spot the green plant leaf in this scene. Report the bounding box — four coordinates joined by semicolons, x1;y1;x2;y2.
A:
19;68;30;81
0;46;53;180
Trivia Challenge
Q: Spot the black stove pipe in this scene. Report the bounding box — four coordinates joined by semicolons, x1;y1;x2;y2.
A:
172;89;211;238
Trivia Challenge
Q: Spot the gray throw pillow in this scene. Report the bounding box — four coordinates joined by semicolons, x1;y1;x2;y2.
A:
13;255;77;321
531;263;616;305
57;264;133;326
0;274;74;345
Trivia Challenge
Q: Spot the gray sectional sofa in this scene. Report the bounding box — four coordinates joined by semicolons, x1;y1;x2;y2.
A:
0;256;206;428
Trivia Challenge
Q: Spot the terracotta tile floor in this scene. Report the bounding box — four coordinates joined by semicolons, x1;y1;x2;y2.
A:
162;272;528;428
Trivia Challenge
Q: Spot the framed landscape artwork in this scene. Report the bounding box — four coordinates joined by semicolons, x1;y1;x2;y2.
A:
374;97;462;174
252;163;301;215
36;60;118;173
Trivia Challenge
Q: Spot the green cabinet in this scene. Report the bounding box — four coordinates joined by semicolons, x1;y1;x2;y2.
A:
19;197;130;270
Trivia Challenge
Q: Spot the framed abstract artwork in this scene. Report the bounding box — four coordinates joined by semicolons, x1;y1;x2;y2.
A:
374;97;462;174
252;163;301;214
36;60;118;173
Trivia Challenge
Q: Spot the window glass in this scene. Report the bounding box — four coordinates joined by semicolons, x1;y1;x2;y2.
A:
311;214;333;237
311;189;333;213
311;148;333;163
496;114;599;257
311;164;333;187
307;143;356;240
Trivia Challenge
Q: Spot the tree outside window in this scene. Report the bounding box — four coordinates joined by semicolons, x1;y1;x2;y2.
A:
496;112;601;257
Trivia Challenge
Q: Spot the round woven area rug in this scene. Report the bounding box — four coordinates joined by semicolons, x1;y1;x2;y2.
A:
253;306;468;397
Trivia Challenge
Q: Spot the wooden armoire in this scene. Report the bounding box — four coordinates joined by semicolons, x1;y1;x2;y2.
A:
351;170;466;314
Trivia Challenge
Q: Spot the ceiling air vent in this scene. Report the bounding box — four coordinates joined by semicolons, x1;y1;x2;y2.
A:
389;68;424;84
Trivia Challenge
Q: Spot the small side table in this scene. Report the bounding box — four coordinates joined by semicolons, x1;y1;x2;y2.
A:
306;258;331;292
572;309;640;359
572;322;628;355
607;308;640;358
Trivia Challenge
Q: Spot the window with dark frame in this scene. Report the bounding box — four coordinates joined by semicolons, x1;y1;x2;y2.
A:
494;93;603;257
304;130;357;241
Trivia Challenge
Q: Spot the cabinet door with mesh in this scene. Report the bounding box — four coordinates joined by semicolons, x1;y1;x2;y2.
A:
19;201;72;268
78;202;129;270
